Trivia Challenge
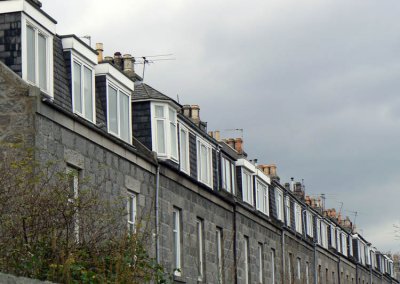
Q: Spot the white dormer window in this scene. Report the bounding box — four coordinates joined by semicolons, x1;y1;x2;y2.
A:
294;203;302;233
306;211;313;237
242;169;253;205
107;83;131;143
179;124;190;174
22;16;53;95
285;196;291;226
152;103;178;161
275;188;284;221
61;36;97;123
321;222;328;248
255;179;269;215
196;138;213;187
72;59;95;122
341;233;348;256
221;156;236;194
330;226;336;249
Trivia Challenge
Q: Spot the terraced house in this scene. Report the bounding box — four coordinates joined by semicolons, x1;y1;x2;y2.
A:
0;0;398;283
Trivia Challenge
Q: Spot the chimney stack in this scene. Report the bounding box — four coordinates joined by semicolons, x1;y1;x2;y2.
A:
182;105;191;118
234;138;243;154
123;54;136;79
258;164;277;177
208;130;221;141
96;43;104;63
191;105;200;125
114;52;123;69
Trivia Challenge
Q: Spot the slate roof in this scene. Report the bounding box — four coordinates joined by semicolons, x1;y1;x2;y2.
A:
133;83;180;106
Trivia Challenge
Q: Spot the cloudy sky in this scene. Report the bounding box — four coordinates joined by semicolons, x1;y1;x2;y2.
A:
41;0;400;252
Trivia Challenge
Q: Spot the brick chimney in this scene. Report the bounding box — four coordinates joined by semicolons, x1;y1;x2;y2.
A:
181;104;207;131
96;43;103;63
293;181;305;201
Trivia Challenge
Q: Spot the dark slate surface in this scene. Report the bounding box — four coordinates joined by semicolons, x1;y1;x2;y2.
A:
95;75;107;127
270;186;277;220
236;166;243;202
133;82;175;102
132;101;152;150
189;132;197;180
290;199;295;231
0;12;22;76
53;37;71;109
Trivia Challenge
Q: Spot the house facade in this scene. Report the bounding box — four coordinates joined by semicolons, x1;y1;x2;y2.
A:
0;1;398;283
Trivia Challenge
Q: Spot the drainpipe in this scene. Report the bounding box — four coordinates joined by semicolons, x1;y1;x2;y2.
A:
356;264;359;284
155;164;160;264
337;256;341;284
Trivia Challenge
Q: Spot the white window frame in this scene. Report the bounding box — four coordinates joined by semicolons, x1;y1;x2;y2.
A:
317;218;321;245
71;54;96;123
242;169;253;205
106;79;132;143
179;124;190;175
306;211;313;237
244;236;250;284
256;179;269;215
336;229;341;253
275;188;284;221
341;232;348;256
321;222;328;248
330;225;336;249
271;249;276;284
173;207;182;276
285;196;291;226
216;227;223;284
221;156;235;194
152;103;178;161
21;15;53;96
294;203;302;233
297;258;301;280
258;243;263;283
127;191;137;233
196;218;204;281
196;137;213;188
67;166;79;242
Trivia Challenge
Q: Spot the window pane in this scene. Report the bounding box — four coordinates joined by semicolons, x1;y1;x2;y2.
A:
26;26;36;83
73;62;82;113
119;93;130;142
200;144;208;182
225;159;231;192
83;66;93;121
155;105;164;118
38;33;47;90
108;86;118;134
156;120;166;153
169;108;175;122
170;122;177;158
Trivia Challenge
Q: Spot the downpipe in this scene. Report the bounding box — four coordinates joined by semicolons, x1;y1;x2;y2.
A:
155;164;160;264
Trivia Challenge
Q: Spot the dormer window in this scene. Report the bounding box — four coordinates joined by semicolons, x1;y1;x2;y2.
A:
95;63;133;144
151;103;178;161
107;83;131;142
22;16;53;95
197;137;213;187
62;36;97;123
72;60;95;122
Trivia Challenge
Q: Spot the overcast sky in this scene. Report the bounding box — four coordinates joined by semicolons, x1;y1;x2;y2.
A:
41;0;400;252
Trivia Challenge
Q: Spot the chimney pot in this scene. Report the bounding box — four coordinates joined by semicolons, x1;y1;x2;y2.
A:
114;52;123;69
96;43;104;63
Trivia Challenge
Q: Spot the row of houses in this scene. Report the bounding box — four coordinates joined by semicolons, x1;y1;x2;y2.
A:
0;0;398;283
